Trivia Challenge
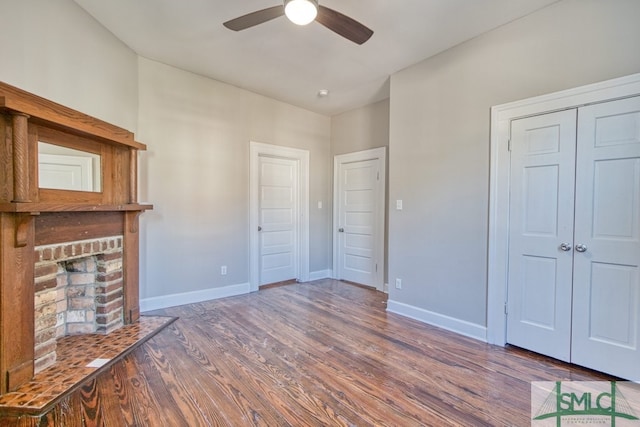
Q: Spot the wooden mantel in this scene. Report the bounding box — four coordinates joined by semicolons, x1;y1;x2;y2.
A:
0;82;152;394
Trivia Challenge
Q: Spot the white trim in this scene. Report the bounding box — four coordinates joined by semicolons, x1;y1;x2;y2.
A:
249;141;310;292
140;283;250;312
487;72;640;346
333;147;387;291
387;300;487;342
309;269;333;281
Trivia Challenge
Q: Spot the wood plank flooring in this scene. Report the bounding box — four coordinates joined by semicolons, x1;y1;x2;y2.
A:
2;279;612;426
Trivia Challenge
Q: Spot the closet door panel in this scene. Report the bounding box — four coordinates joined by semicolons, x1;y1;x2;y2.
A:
572;96;640;381
506;110;577;362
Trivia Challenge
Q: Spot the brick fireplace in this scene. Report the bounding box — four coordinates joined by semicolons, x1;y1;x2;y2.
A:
0;82;152;394
33;236;125;373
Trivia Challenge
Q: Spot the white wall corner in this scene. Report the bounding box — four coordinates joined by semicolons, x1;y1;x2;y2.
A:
387;300;488;342
140;283;250;312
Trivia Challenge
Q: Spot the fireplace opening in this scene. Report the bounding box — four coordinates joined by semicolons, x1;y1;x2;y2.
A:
33;237;124;373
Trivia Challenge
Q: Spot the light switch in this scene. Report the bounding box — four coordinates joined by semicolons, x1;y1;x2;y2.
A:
396;200;403;210
318;201;322;209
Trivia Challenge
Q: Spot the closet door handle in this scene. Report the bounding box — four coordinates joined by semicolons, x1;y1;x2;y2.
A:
559;243;572;251
575;244;587;253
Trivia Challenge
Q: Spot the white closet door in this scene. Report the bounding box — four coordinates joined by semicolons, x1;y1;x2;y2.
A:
506;109;577;362
571;96;640;380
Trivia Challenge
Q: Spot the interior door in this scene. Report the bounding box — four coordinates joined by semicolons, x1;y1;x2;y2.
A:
506;109;577;362
38;153;93;191
336;158;379;287
258;155;298;285
571;96;640;380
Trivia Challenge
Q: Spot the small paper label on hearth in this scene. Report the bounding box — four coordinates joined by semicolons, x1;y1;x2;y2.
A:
86;358;111;368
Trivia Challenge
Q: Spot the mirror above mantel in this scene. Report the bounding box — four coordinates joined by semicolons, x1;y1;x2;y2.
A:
0;81;151;212
38;141;102;192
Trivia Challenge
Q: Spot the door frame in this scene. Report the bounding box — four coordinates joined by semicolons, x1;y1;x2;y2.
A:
250;141;310;292
333;147;386;292
487;72;640;346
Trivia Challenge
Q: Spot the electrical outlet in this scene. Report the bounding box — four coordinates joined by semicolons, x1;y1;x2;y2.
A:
395;278;402;289
221;266;227;275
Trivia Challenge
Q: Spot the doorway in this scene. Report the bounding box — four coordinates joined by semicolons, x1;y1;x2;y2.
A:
333;147;386;291
488;73;640;380
249;142;309;292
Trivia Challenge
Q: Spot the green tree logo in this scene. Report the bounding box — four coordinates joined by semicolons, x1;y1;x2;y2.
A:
533;381;639;426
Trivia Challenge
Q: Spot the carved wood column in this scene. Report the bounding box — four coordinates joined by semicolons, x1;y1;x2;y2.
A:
11;113;30;203
129;149;138;204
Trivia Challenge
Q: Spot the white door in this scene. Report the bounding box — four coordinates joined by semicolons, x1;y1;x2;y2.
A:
335;157;380;287
506;109;577;362
507;96;640;380
571;96;640;380
258;156;298;286
38;153;93;191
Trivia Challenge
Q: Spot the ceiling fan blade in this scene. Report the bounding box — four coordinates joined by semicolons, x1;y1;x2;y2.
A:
316;6;373;45
223;6;285;31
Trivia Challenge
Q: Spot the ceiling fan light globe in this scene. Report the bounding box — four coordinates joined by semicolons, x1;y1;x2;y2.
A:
284;0;318;26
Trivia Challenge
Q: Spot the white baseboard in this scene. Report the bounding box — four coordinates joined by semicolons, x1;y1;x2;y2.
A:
308;269;333;281
386;299;487;342
140;283;250;312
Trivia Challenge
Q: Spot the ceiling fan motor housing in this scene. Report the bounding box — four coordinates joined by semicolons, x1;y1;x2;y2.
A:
284;0;319;26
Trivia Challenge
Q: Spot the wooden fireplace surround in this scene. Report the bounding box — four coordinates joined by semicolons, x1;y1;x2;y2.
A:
0;82;151;394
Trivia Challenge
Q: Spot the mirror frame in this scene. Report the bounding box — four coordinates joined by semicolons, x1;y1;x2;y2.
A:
35;125;110;204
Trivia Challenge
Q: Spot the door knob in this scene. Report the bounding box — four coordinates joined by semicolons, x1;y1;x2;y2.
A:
258;226;262;231
338;228;344;232
575;244;587;252
559;243;572;251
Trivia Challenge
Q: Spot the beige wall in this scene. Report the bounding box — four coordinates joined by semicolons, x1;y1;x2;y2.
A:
331;99;389;156
137;58;331;298
0;0;138;131
388;0;640;327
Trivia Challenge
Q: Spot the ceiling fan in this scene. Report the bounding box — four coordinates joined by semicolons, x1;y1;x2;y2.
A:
223;0;374;45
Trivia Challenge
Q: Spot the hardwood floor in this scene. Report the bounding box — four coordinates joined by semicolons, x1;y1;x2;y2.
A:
4;279;612;426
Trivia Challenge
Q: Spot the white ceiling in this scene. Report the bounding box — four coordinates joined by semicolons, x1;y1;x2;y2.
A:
73;0;559;116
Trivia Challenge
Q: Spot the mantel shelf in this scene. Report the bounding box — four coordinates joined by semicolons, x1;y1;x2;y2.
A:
0;202;153;214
